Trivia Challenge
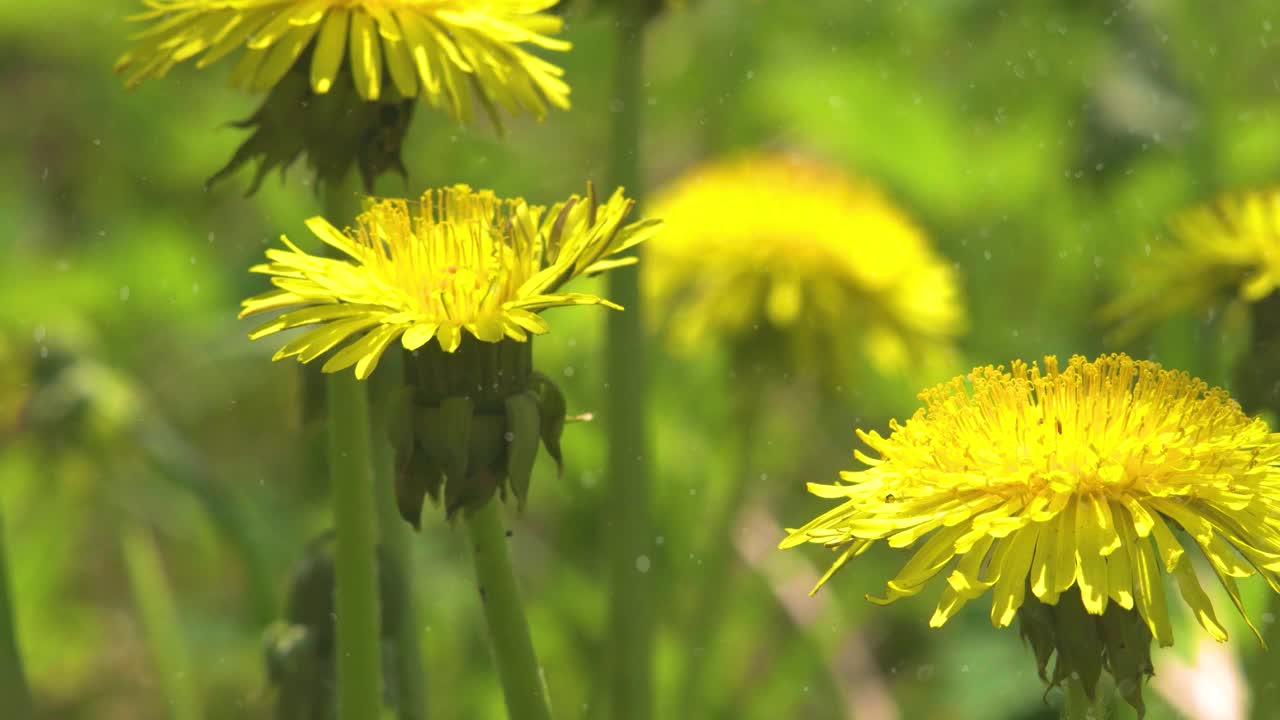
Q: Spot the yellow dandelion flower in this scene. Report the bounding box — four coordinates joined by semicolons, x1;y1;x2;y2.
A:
240;184;661;380
644;153;965;377
1105;187;1280;340
115;0;571;123
781;354;1280;711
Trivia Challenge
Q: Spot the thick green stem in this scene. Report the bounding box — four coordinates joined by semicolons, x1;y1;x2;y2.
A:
1062;676;1102;720
0;512;32;719
465;498;553;720
321;177;383;720
370;351;429;720
122;526;201;720
327;372;383;720
604;4;653;720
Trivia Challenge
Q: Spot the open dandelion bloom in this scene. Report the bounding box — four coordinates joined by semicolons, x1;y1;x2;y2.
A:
781;354;1280;712
115;0;571;122
645;153;965;376
1105;187;1280;340
240;184;660;380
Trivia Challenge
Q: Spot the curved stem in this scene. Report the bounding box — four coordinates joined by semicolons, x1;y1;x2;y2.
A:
604;3;653;719
0;512;32;719
327;372;383;720
465;498;553;720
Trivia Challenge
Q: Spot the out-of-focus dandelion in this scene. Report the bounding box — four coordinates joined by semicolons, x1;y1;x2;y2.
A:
1105;187;1280;341
781;354;1280;716
645;152;966;380
240;183;660;518
116;0;572;190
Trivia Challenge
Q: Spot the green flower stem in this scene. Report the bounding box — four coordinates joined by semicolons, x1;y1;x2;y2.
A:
0;512;31;719
464;497;553;720
605;3;653;720
369;350;429;720
1062;676;1102;720
674;360;762;714
322;177;383;720
327;371;384;720
122;526;201;720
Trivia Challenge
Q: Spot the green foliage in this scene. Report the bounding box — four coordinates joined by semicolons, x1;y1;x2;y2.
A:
4;0;1280;718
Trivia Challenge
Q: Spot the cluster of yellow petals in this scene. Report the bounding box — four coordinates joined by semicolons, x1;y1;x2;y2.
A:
116;0;570;122
1106;187;1280;339
644;153;965;375
782;354;1280;646
240;184;659;379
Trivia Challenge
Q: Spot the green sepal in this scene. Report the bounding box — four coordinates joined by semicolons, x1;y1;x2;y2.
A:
434;395;474;493
1051;589;1104;700
1017;594;1056;684
208;53;413;196
504;391;542;508
529;371;566;476
396;444;443;530
467;413;508;475
1100;603;1153;718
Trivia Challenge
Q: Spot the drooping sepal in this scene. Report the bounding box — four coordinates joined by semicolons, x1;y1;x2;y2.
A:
209;53;413;195
435;397;475;492
396;338;581;523
530;371;567;476
1018;588;1155;717
504;391;542;508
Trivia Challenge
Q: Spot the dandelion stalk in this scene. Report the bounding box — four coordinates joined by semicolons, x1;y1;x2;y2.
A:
0;512;31;719
605;3;653;719
369;350;429;720
122;526;202;720
322;180;383;720
465;497;553;720
326;370;384;720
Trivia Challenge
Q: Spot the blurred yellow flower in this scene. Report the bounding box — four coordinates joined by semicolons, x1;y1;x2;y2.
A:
115;0;571;123
644;153;965;377
781;354;1280;708
241;184;661;379
1105;187;1280;340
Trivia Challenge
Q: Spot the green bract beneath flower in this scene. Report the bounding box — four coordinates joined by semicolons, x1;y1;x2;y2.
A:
240;183;661;380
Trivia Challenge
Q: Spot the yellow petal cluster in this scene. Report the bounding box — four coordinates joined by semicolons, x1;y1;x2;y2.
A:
644;153;965;376
116;0;571;122
1106;187;1280;340
781;354;1280;647
241;184;660;379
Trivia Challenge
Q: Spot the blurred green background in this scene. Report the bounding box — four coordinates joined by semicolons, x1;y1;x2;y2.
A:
4;0;1280;718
